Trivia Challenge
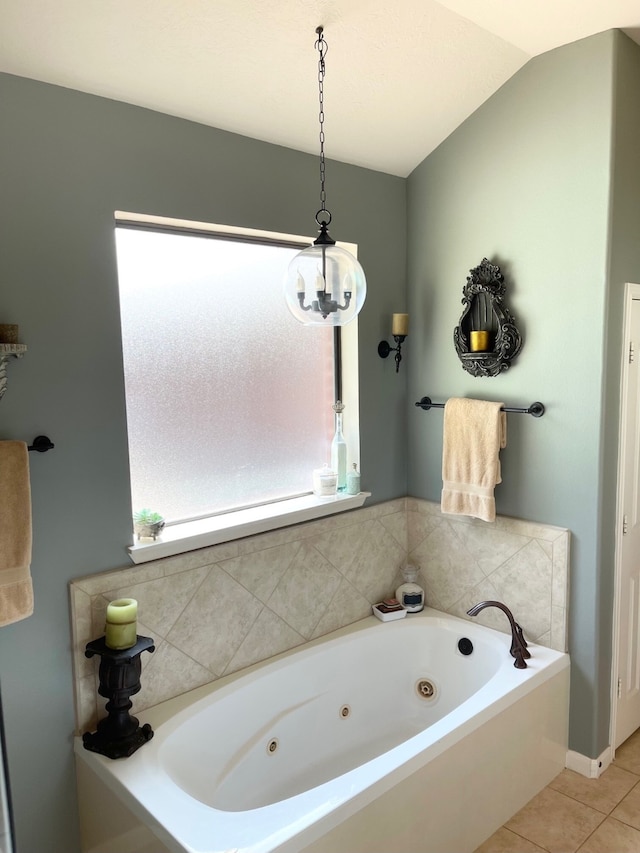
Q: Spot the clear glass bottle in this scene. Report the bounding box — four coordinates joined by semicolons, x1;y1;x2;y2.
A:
331;401;347;493
395;564;424;612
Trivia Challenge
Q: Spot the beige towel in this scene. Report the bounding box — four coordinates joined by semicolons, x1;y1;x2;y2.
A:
0;441;33;626
441;398;506;523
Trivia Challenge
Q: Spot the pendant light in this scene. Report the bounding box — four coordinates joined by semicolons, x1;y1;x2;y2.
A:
284;26;367;326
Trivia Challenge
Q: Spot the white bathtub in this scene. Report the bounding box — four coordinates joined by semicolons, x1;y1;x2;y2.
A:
75;608;570;853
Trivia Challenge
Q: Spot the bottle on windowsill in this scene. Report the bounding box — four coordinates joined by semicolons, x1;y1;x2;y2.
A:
331;401;347;493
346;462;360;495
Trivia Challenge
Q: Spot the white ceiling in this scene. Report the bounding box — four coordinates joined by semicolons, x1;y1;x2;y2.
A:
2;0;639;177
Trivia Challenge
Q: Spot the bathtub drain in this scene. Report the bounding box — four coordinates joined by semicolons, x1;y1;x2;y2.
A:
416;679;436;700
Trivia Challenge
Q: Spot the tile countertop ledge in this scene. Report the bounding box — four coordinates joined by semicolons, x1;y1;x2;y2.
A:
128;491;371;564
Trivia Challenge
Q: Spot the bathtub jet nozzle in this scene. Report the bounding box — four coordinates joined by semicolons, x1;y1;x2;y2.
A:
466;600;530;669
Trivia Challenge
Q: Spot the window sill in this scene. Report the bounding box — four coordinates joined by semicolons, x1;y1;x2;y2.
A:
128;491;371;564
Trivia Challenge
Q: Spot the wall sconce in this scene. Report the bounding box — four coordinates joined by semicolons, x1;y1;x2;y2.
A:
378;314;409;373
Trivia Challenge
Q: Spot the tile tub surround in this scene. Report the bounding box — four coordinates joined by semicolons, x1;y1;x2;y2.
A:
407;498;570;653
69;497;569;735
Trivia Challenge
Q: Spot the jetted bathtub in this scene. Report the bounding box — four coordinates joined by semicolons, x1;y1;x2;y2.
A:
75;607;570;853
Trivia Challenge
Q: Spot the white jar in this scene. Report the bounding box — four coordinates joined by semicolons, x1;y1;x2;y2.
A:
313;464;337;498
395;565;424;612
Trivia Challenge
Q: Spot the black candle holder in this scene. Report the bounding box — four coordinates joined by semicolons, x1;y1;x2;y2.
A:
378;335;407;373
82;635;155;759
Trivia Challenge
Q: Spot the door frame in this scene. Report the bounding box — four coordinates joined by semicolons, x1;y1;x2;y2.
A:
610;282;640;753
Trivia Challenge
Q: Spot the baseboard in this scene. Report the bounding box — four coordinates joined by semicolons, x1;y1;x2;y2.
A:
566;747;612;778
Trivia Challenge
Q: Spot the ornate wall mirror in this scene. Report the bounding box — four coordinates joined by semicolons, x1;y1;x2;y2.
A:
453;258;522;377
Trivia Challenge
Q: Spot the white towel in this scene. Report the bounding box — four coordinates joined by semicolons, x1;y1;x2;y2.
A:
0;441;34;626
441;398;506;522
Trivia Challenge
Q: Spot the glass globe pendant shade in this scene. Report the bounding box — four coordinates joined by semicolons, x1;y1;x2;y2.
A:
284;233;367;327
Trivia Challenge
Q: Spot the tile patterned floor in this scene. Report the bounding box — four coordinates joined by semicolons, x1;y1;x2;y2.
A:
475;729;640;853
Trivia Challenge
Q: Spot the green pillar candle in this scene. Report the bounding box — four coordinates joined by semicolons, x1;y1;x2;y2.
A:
105;598;138;649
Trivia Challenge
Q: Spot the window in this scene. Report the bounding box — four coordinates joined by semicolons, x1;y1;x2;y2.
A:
114;213;363;561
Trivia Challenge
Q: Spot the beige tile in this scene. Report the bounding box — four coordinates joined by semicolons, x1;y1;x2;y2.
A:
615;730;640;775
160;542;238;574
550;604;568;653
505;787;605;853
537;539;553;558
105;566;210;639
494;515;569;542
349;499;406;523
410;521;484;610
167;570;263;675
450;522;530;575
69;585;95;679
451;580;509;634
75;674;98;735
549;766;638;814
578;816;640;852
266;542;343;638
310;578;372;639
475;826;547;853
406;508;442;552
311;521;368;575
551;533;570;608
490;539;552;641
236;524;308;556
224;607;304;675
611;780;640;830
133;641;214;712
220;541;301;603
71;567;135;595
341;519;406;603
379;510;407;550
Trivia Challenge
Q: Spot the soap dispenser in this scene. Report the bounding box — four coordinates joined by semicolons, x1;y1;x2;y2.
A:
395;564;424;612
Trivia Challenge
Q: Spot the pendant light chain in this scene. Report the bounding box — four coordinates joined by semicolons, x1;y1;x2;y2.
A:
315;26;330;226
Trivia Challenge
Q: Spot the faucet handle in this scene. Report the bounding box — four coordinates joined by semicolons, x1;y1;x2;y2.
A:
511;621;531;661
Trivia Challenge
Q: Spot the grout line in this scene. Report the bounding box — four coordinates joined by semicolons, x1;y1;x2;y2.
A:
499;825;552;852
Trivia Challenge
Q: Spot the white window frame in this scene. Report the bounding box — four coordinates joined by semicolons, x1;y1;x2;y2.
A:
115;212;368;564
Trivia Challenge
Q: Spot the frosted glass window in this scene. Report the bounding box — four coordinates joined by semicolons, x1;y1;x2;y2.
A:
115;225;335;522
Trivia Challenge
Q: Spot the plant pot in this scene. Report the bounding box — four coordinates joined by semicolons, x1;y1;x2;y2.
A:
134;520;165;541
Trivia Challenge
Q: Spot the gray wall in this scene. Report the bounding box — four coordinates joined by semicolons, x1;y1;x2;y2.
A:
0;73;406;852
597;32;640;747
407;28;640;759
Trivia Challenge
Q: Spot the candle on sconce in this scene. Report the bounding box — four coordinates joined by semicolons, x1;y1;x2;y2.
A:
470;331;492;352
104;598;138;650
392;313;409;337
296;271;306;294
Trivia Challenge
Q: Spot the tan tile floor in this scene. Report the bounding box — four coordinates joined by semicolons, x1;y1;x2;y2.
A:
475;729;640;853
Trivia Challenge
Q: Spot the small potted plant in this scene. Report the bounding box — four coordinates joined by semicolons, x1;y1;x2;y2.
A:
133;509;165;541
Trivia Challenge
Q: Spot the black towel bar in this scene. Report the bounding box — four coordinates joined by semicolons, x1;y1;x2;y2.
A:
415;397;545;418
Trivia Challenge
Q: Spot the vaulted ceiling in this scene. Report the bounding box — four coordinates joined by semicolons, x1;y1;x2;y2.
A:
2;0;639;176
